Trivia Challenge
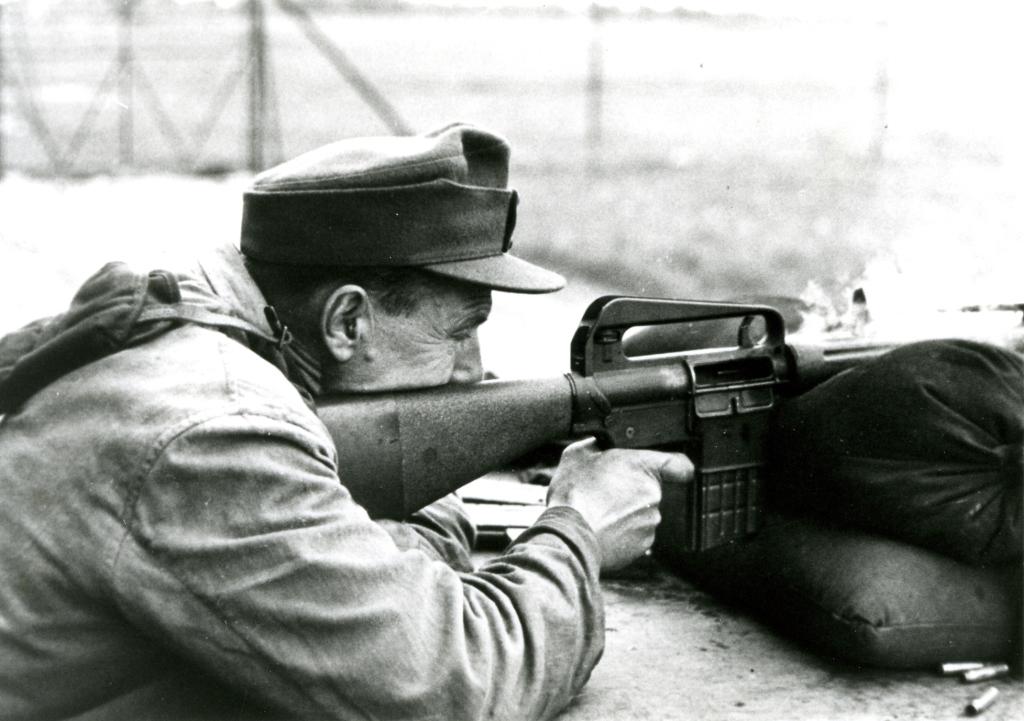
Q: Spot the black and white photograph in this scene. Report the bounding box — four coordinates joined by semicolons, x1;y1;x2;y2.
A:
0;1;1021;719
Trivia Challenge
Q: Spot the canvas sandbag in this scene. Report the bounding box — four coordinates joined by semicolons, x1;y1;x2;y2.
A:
657;511;1021;669
771;339;1023;566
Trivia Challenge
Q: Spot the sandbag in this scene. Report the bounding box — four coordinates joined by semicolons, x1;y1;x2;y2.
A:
772;339;1023;566
657;512;1021;669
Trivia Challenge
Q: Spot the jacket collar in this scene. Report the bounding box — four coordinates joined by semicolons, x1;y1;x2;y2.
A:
196;243;323;400
195;243;277;339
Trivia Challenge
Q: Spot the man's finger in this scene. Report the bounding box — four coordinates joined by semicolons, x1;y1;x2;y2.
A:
654;452;695;483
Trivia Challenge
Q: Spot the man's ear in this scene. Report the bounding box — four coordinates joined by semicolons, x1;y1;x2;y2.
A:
321;284;371;363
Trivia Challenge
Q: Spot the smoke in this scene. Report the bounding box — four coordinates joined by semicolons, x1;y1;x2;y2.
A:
796;230;1024;350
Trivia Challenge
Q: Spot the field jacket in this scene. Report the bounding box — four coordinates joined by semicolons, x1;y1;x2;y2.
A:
0;245;604;721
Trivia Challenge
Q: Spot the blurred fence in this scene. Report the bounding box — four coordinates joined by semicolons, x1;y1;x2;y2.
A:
1;1;1020;305
0;1;896;177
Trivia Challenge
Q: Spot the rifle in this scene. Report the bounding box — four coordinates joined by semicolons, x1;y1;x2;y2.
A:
317;296;895;552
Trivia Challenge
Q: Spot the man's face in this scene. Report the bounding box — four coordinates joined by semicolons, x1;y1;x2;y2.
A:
328;278;492;393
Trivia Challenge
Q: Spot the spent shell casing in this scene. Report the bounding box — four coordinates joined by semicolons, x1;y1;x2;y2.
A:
965;686;999;716
962;664;1010;683
940;662;985;675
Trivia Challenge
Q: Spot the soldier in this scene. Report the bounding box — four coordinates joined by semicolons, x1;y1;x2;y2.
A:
0;123;691;720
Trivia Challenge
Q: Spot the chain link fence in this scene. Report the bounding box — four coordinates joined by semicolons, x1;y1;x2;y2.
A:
1;1;896;177
1;2;1019;305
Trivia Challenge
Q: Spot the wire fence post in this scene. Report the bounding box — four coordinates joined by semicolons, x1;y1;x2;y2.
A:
247;0;268;172
585;3;604;172
275;0;412;136
117;0;135;169
0;1;6;180
869;20;889;165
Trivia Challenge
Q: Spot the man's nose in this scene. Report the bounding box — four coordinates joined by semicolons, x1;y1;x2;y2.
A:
450;334;484;385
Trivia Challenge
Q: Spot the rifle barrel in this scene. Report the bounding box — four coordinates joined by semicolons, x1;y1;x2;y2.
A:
786;340;896;388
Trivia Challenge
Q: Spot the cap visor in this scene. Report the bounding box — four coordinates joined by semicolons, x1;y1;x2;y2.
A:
424;254;566;294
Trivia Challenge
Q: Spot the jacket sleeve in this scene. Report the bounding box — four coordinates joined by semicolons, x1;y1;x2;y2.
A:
376;494;478;572
111;409;604;721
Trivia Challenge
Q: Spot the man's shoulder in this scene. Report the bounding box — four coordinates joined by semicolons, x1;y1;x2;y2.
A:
130;324;314;418
35;322;319;438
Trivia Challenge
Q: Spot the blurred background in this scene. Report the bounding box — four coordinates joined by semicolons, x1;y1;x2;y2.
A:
1;0;1021;375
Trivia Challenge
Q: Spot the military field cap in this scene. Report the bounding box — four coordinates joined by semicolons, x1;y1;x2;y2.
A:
240;123;565;294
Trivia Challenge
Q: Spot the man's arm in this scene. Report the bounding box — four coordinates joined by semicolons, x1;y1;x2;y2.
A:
376;494;477;572
112;409;603;721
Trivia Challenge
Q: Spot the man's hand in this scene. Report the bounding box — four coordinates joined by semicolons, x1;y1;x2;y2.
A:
545;438;694;572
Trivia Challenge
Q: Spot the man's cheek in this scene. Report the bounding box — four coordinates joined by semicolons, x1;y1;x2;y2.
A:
403;351;457;386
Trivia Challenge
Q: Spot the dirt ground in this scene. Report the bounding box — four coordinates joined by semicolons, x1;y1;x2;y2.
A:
560;561;1024;721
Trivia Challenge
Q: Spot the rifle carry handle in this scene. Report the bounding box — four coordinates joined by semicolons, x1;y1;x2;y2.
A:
570;296;786;376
